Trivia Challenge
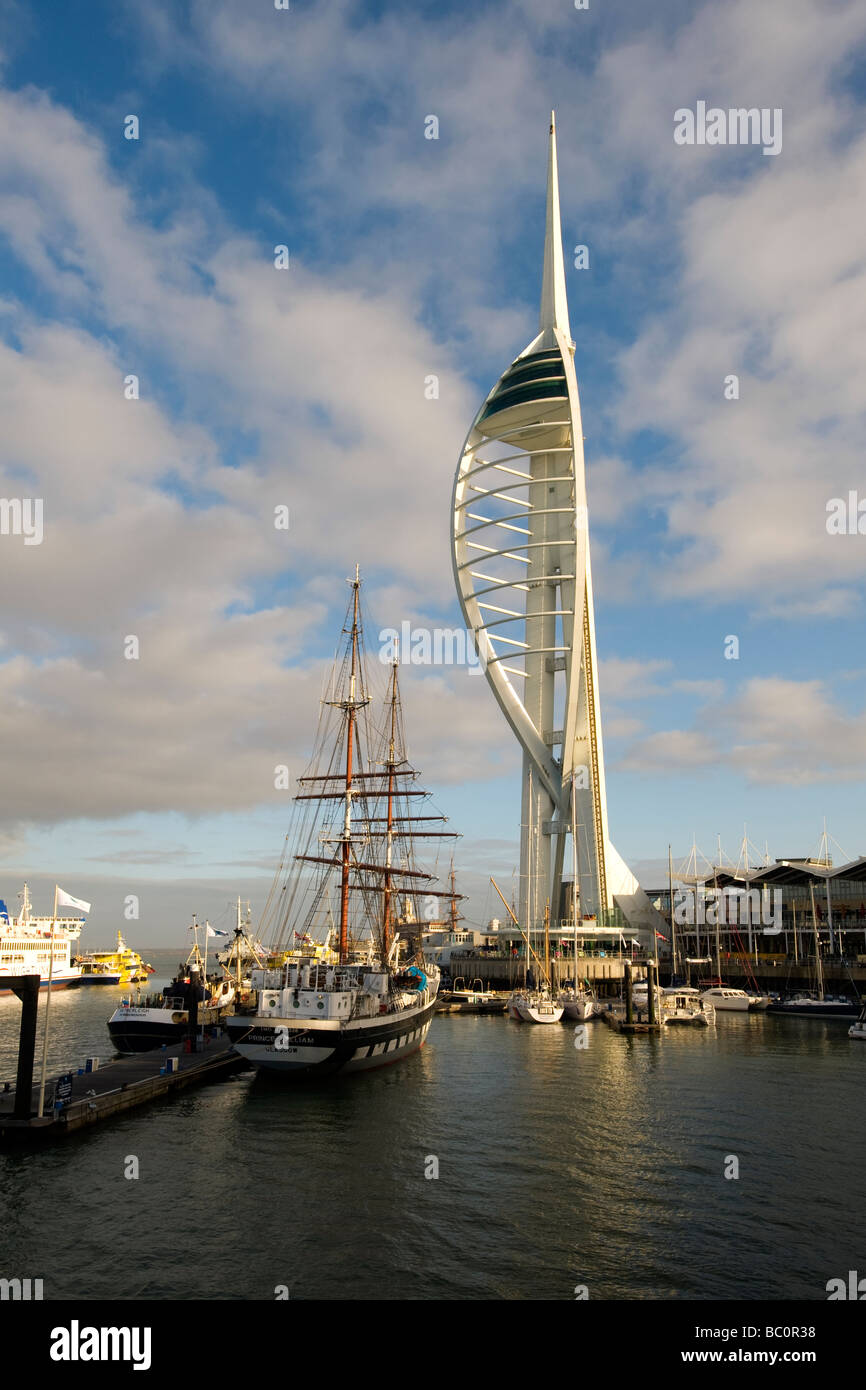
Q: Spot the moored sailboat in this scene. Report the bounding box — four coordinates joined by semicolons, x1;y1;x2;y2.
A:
767;883;859;1020
492;859;564;1024
225;570;455;1076
848;1002;866;1040
558;778;599;1021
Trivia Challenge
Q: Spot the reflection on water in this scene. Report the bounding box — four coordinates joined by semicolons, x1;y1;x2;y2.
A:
1;953;864;1300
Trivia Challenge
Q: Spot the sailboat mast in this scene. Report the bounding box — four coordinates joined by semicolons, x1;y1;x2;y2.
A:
571;777;580;983
714;862;721;982
526;767;533;989
668;845;678;979
809;881;824;1000
544;900;551;987
491;876;544;978
339;570;361;966
236;895;243;990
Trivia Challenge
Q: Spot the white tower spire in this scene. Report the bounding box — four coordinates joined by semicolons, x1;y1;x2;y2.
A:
539;111;570;343
451;118;666;946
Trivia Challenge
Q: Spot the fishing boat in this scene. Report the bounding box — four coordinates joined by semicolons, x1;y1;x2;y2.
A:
662;986;714;1027
216;897;269;1004
0;884;84;994
225;570;454;1076
107;919;236;1053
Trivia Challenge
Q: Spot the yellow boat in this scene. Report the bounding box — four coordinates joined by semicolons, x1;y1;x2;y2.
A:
76;931;154;986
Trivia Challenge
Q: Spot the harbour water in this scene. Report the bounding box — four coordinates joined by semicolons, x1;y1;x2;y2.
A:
1;952;864;1301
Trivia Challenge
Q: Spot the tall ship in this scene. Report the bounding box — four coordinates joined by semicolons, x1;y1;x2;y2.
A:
226;570;456;1076
0;884;84;993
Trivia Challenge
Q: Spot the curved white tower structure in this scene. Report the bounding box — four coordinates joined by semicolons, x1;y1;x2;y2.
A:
451;114;661;940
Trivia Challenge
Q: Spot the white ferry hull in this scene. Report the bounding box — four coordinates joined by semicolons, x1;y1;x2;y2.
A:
0;886;85;994
0;969;81;996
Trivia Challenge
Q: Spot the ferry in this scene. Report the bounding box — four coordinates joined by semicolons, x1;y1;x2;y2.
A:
0;884;84;993
75;931;153;986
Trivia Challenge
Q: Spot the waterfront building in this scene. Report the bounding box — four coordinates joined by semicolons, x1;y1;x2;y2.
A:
650;855;866;976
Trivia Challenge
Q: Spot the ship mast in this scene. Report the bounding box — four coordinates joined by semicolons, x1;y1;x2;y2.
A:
281;570;462;968
381;659;399;958
449;864;461;933
338;567;362;965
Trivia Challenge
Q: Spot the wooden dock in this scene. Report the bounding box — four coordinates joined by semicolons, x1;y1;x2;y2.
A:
0;1034;248;1143
598;1005;662;1035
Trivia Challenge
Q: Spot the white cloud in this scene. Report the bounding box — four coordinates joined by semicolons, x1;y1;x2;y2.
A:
622;676;866;785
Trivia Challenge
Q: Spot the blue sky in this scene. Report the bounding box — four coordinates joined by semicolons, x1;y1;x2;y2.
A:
0;0;864;942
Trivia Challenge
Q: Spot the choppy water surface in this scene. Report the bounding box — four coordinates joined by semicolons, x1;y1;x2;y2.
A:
1;953;864;1300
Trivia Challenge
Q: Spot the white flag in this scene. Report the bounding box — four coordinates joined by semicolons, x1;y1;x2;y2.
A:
206;925;216;938
57;887;91;914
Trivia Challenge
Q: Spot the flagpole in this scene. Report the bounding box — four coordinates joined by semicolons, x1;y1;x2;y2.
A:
37;885;58;1117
